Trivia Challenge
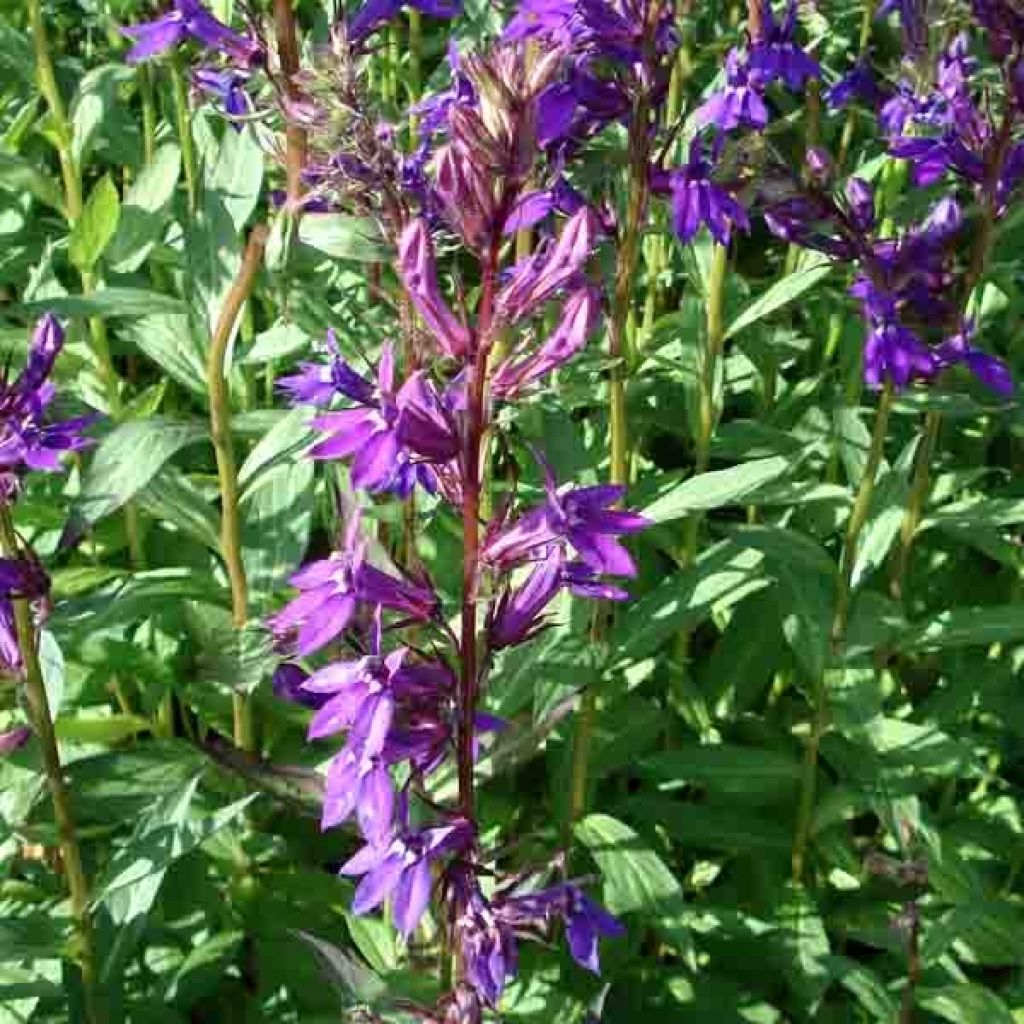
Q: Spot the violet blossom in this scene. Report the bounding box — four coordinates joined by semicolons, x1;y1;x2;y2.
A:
122;0;261;65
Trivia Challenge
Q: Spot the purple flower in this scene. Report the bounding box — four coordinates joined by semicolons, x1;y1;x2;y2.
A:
320;742;395;841
193;68;251;120
502;0;576;49
0;602;21;675
496;208;599;324
122;0;261;65
279;329;377;407
348;0;463;45
272;663;328;709
483;464;647;577
342;819;473;936
825;60;885;110
747;0;821;90
453;874;520;1006
695;51;770;133
399;220;472;359
877;0;927;55
488;550;564;650
0;726;30;757
935;323;1014;396
846;177;876;233
655;141;750;246
270;513;437;656
863;321;938;391
491;285;601;398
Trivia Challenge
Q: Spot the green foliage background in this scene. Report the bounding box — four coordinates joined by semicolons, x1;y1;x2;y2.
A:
2;0;1024;1022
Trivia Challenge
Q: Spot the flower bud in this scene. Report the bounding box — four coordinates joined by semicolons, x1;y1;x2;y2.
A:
805;146;833;186
845;177;875;233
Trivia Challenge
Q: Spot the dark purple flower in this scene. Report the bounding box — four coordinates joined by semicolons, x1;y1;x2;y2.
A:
825;59;885;110
863;320;938;390
846;177;876;233
279;329;376;407
122;0;261;65
971;0;1024;58
747;0;821;90
0;602;21;675
502;0;575;49
655;141;750;246
935;322;1014;396
536;83;578;147
272;663;329;709
483;463;647;577
492;285;601;398
488;550;563;650
453;874;520;1006
695;51;770;133
348;0;463;45
342;819;473;936
562;560;629;601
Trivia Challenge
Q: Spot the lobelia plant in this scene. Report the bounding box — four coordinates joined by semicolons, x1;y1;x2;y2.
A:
253;16;647;1024
0;316;99;1022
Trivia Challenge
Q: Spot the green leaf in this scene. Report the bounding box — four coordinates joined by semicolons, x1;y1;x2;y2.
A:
575;813;690;950
919;985;1015;1024
638;744;802;800
122;313;208;397
643;456;792;523
164;931;244;1004
107;144;181;274
68;175;121;272
78;418;208;524
628;796;793;853
610;540;768;665
775;883;831;1014
21;289;185;319
54;713;151;745
240;321;313;364
298;214;389;261
138;468;220;551
724;261;832;340
0;152;65;213
294;930;390;1010
899;604;1024;653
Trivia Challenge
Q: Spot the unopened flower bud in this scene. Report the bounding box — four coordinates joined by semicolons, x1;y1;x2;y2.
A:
805;146;833;186
845;177;875;233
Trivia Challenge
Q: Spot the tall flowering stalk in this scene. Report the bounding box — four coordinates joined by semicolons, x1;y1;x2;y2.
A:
0;317;98;1023
262;25;646;1019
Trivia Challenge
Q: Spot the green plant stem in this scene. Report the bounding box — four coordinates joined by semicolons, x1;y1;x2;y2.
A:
569;72;652;830
791;382;894;883
0;506;99;1024
681;243;729;568
836;0;874;173
207;225;268;752
408;9;423;101
170;61;198;214
139;64;157;166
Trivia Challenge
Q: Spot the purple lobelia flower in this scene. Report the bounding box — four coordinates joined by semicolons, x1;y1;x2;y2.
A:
450;871;520;1007
0;726;30;757
746;0;821;90
495;208;599;325
399;220;472;359
491;285;601;398
653;140;750;246
0;316;94;491
342;818;474;936
272;662;330;709
270;512;437;656
502;881;625;974
487;549;564;650
347;0;463;46
935;321;1014;396
0;602;21;676
483;461;647;576
122;0;262;65
863;319;938;391
695;51;770;133
825;59;886;110
193;68;251;120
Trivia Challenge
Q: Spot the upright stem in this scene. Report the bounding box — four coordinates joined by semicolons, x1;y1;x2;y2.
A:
682;242;729;567
408;9;423;100
170;61;198;214
457;239;499;828
569;84;651;830
791;382;894;883
139;64;157;166
207;225;268;752
0;507;99;1024
273;0;306;211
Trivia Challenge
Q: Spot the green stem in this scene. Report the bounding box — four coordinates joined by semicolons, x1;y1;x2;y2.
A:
569;63;653;830
791;382;894;883
0;507;99;1024
836;1;874;174
207;226;268;752
170;61;198;214
408;8;423;103
139;64;157;167
682;243;729;567
891;410;940;601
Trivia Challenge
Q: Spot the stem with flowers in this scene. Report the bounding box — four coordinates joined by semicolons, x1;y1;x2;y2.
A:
207;225;268;752
273;0;306;211
0;505;99;1024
